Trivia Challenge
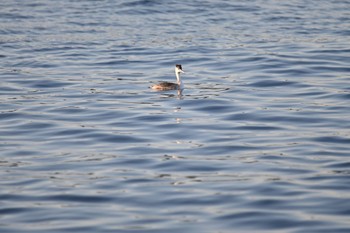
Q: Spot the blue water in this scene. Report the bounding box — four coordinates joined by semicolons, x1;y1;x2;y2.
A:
1;0;350;232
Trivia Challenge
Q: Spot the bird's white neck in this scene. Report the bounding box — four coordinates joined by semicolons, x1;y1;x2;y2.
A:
175;71;183;89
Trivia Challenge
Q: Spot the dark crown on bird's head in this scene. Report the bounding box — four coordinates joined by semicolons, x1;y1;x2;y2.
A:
175;64;183;70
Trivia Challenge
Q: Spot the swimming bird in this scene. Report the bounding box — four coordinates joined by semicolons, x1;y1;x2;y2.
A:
151;64;184;91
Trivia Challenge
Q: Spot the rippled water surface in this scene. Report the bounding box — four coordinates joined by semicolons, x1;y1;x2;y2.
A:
1;0;350;232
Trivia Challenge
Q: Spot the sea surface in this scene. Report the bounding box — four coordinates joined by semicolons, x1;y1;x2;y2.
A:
1;0;350;232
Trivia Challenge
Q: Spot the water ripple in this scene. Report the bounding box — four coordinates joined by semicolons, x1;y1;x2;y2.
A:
1;0;350;232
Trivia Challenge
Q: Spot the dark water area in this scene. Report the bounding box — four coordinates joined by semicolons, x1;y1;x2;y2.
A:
1;0;350;232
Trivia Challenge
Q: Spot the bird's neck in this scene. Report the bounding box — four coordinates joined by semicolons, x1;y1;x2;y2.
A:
176;72;183;89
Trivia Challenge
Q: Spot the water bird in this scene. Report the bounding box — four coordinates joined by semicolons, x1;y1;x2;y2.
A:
151;64;185;91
